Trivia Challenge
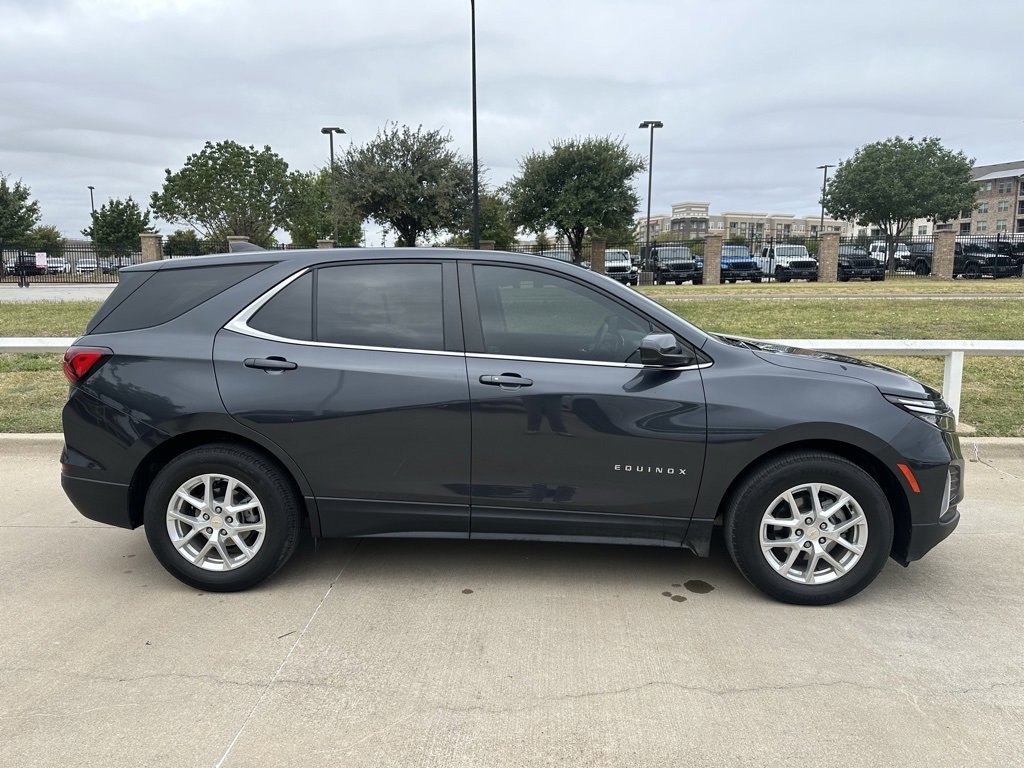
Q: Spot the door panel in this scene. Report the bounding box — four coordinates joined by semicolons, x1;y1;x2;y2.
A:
466;357;706;536
214;331;471;537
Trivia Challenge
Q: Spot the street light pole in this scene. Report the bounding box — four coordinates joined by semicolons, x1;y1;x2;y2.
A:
816;163;834;235
638;120;663;266
321;127;346;243
87;185;95;214
470;0;480;249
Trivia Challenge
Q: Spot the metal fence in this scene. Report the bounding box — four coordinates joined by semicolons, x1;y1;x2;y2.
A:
0;241;143;284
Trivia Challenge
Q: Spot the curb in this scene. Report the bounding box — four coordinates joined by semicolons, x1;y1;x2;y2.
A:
0;433;63;450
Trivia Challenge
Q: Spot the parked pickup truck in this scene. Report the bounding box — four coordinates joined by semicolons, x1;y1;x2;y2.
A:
603;248;638;285
719;245;764;283
838;245;885;281
906;241;1019;278
651;246;703;285
756;244;818;282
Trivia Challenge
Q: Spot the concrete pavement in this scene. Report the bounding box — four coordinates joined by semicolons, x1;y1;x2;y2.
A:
1;437;1021;768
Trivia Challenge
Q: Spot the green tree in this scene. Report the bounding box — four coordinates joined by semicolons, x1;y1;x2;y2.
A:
150;140;289;247
280;169;362;247
163;228;202;257
448;190;517;249
336;123;473;246
0;174;41;243
506;136;644;263
823;136;975;263
24;224;64;258
82;196;154;257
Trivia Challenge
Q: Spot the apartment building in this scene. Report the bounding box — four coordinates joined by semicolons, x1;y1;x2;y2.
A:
912;160;1024;236
638;202;849;240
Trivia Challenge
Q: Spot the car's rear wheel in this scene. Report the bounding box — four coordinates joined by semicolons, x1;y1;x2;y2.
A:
964;262;981;279
724;451;893;605
143;443;302;591
914;262;929;276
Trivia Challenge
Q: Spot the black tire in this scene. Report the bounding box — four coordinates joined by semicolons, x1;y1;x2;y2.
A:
752;278;762;283
838;273;850;282
870;275;884;281
692;278;703;285
724;451;893;605
775;267;790;283
144;443;302;591
914;262;929;276
964;262;981;279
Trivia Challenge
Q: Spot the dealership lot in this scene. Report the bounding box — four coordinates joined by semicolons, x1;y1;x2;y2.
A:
1;436;1021;768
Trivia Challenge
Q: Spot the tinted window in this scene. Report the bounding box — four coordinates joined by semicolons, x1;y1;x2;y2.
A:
248;273;313;341
316;263;444;350
473;265;652;363
92;263;270;334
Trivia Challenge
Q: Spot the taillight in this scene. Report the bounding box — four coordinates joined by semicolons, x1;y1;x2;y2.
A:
62;346;112;384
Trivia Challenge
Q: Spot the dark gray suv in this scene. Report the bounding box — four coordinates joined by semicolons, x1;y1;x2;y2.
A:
61;248;963;604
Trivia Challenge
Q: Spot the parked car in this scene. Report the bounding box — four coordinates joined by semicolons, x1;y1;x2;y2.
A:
837;245;885;282
869;241;911;269
46;255;70;274
651;245;703;284
602;249;638;285
3;252;47;276
75;258;99;274
756;244;818;282
906;241;1018;278
61;247;963;605
719;245;764;283
987;240;1024;273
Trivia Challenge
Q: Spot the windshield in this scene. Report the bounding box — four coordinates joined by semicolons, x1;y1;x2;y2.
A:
774;246;808;257
605;251;630;264
722;246;750;258
657;247;693;260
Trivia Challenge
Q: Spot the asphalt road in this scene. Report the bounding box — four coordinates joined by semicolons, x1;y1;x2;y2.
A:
1;436;1021;768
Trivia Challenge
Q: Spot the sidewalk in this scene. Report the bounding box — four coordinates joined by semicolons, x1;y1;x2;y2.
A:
0;283;115;303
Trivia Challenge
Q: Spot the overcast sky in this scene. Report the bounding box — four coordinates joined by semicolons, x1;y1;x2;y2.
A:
2;0;1021;243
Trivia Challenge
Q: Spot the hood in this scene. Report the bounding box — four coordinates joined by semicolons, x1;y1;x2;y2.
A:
716;335;939;399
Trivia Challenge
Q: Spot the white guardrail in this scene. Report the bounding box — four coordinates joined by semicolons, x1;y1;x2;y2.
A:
2;337;1023;422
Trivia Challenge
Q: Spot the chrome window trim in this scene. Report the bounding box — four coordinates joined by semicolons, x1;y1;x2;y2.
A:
466;352;711;371
225;267;712;370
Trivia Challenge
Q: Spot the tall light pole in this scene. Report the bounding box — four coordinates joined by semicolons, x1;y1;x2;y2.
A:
470;0;480;249
639;120;663;265
87;185;95;214
321;127;346;243
816;163;834;235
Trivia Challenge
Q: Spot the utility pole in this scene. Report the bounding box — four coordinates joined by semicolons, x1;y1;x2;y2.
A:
321;127;346;243
639;120;663;267
816;163;834;235
470;0;480;249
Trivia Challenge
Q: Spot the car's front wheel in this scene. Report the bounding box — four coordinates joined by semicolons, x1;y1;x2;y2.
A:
724;451;893;605
144;443;302;591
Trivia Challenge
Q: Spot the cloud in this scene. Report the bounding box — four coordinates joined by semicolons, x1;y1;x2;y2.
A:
1;0;1020;240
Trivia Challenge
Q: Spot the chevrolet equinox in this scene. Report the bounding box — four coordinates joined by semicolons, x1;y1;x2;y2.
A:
60;248;963;604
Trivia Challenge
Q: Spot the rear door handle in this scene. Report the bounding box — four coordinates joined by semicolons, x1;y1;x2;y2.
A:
479;374;533;387
244;357;297;371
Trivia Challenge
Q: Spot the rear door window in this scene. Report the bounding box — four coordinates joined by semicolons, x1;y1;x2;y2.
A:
315;263;444;351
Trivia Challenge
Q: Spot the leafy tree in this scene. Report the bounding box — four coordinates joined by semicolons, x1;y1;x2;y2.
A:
506;136;644;263
0;174;41;243
82;196;154;257
24;224;64;258
447;190;517;249
280;169;362;247
163;228;202;257
534;231;551;250
336;123;473;246
151;140;289;247
823;136;975;262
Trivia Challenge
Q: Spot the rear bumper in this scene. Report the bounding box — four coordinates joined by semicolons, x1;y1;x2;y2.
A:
61;473;135;529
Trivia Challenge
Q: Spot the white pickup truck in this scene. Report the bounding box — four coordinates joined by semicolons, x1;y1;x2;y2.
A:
755;244;819;282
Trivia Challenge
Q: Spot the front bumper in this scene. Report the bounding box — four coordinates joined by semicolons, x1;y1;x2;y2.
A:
721;268;763;281
607;271;638;285
657;269;702;283
840;266;886;279
778;267;818;280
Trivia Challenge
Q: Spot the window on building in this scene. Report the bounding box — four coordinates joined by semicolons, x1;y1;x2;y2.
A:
978;182;992;194
959;222;972;234
935;223;953;232
976;220;988;233
918;225;928;235
997;200;1009;212
996;219;1007;232
977;202;989;214
997;180;1012;194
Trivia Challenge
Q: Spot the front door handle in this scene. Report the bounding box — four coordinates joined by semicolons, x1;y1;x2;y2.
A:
479;374;533;387
244;357;298;371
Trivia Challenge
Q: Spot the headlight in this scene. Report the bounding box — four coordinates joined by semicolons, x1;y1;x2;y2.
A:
884;394;955;429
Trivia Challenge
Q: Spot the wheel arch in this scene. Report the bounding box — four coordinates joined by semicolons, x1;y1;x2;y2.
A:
127;429;319;533
710;439;910;561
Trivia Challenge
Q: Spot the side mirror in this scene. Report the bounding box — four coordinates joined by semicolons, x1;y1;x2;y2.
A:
639;333;696;367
